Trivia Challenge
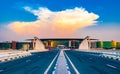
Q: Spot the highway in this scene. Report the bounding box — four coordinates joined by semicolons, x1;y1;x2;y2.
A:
0;50;59;74
65;50;120;74
0;49;120;74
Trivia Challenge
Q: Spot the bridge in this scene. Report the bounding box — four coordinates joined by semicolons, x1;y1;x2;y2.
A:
26;36;98;52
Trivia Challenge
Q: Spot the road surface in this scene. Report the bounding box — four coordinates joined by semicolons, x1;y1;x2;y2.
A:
0;49;120;74
65;50;120;74
0;50;59;74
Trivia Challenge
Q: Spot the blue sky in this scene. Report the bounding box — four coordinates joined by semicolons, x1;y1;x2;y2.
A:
0;0;120;41
0;0;120;24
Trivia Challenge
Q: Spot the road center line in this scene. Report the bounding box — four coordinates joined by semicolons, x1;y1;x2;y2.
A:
64;51;80;74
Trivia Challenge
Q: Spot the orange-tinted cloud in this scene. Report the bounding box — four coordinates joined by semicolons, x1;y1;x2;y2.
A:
8;7;99;38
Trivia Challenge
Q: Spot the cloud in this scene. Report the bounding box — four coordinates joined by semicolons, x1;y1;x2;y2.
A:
8;7;99;38
76;23;120;41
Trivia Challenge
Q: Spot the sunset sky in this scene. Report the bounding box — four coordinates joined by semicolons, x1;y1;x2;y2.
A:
0;0;120;41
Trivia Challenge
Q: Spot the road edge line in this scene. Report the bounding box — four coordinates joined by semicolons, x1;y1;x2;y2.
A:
64;51;80;74
44;51;59;74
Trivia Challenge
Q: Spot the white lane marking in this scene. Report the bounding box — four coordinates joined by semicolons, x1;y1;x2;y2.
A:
66;66;69;69
52;71;55;74
66;64;68;66
64;52;80;74
54;66;56;69
55;63;58;66
44;52;59;74
68;71;71;74
106;64;117;69
26;59;31;62
52;51;71;74
0;70;4;72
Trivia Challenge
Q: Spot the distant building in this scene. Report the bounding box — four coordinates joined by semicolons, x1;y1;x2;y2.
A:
16;42;31;50
0;41;11;49
12;41;16;49
0;41;30;50
0;38;120;50
116;42;120;49
96;40;120;49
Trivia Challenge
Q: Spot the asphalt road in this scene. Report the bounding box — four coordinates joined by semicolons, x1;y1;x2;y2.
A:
0;50;59;74
1;49;120;74
65;50;120;74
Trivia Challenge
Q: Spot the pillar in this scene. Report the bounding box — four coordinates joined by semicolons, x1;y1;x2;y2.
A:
12;41;16;50
72;40;76;49
48;40;52;50
68;40;71;48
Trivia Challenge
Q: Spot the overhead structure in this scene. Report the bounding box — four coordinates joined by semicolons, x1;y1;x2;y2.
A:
26;37;98;50
79;36;90;50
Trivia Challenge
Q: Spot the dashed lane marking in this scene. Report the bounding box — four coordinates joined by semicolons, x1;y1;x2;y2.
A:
26;59;31;62
106;64;117;69
0;70;4;72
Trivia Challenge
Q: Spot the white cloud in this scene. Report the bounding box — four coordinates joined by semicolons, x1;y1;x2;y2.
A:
8;7;99;38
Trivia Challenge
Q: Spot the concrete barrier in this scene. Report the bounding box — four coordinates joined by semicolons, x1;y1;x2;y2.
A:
0;51;31;62
102;54;120;61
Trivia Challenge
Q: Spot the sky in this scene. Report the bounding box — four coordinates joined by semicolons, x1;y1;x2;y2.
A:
0;0;120;42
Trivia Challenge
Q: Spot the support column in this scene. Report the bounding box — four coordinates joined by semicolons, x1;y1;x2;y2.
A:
72;40;76;49
68;40;71;48
48;40;51;50
79;36;90;50
31;39;35;49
